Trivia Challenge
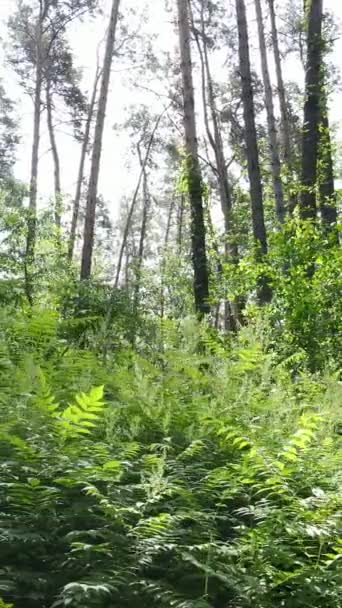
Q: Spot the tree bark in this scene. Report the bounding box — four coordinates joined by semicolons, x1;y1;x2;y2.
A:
319;98;337;227
268;0;295;212
255;0;285;223
235;0;270;304
80;0;121;279
300;0;323;221
25;13;43;304
68;67;101;261
192;1;241;329
46;80;62;228
176;0;210;316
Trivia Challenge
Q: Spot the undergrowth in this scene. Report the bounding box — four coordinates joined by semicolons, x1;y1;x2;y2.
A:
0;308;341;607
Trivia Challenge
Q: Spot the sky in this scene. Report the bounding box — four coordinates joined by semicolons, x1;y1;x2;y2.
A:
0;0;341;220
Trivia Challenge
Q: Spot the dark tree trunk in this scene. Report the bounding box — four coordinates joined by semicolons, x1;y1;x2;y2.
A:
192;0;241;329
177;0;210;316
319;97;337;228
68;67;101;261
300;0;323;221
235;0;270;304
80;0;121;279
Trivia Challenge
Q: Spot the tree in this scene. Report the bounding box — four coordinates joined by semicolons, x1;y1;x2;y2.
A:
319;99;337;227
0;83;19;181
300;0;323;221
235;0;270;304
8;0;97;302
80;0;121;280
255;0;285;223
267;0;296;212
176;0;210;316
68;66;102;261
191;0;241;328
46;79;62;228
114;107;166;289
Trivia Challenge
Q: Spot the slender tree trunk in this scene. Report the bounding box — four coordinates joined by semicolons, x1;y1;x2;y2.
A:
235;0;268;256
300;0;323;221
164;193;175;249
114;108;166;288
193;3;238;260
80;0;121;279
133;143;151;314
176;0;210;316
25;20;43;304
193;1;242;329
68;67;101;261
255;0;285;223
177;193;185;249
46;80;62;228
319;95;337;228
160;194;176;321
235;0;270;303
268;0;295;211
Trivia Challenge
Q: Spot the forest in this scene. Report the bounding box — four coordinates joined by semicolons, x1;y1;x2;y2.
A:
0;0;341;606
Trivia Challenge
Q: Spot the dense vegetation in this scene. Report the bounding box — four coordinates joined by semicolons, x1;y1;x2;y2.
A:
0;0;341;607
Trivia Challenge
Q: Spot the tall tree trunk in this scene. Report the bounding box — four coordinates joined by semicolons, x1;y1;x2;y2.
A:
319;95;337;228
80;0;121;279
255;0;285;223
114;109;165;288
132;143;151;315
25;18;43;304
235;0;270;303
68;67;101;261
46;80;62;228
176;0;210;316
268;0;295;211
300;0;323;221
192;11;240;328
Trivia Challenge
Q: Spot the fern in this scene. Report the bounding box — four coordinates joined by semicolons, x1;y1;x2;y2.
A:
56;385;105;438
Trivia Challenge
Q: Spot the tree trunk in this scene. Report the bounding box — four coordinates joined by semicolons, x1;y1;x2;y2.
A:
176;0;210;316
255;0;285;223
68;67;101;261
300;0;323;221
268;0;295;212
164;192;175;249
319;96;337;228
192;12;240;328
235;0;270;304
132;143;151;315
46;80;62;228
114;109;165;288
80;0;121;279
177;193;185;249
25;18;43;304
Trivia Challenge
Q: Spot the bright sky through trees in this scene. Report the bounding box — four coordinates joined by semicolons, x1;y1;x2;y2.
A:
0;0;341;217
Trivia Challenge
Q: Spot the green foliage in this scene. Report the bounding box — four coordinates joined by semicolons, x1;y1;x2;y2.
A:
266;221;342;370
0;307;341;608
